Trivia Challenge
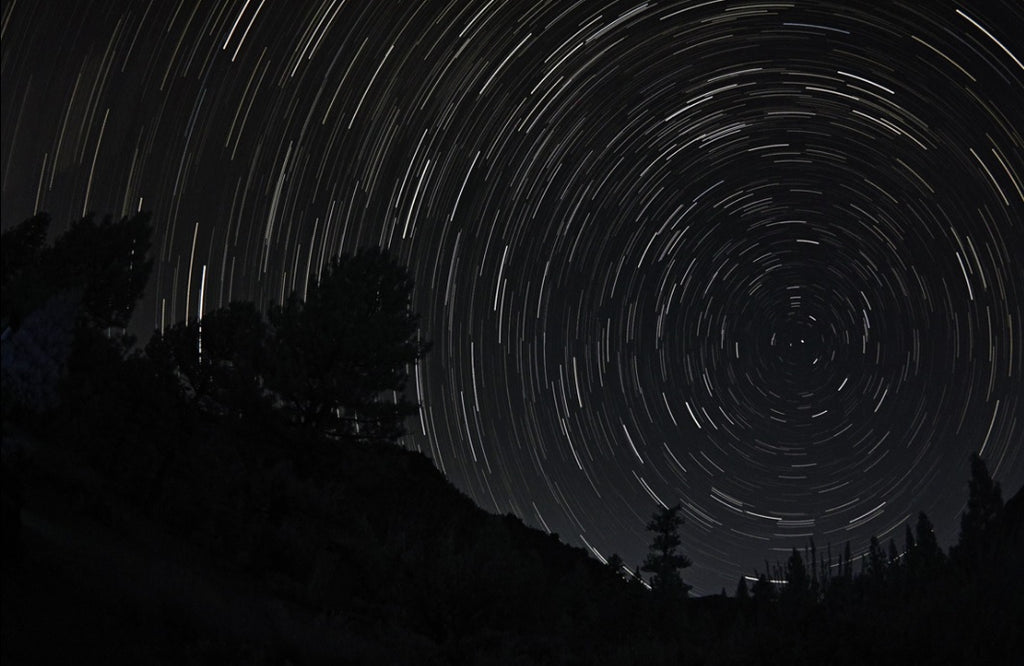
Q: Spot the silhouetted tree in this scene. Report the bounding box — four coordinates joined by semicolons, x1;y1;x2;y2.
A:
736;576;750;601
907;511;945;589
867;535;885;583
914;512;941;560
751;572;776;609
2;212;154;418
3;211;152;334
268;248;429;441
641;503;692;599
808;539;820;599
606;553;626;580
781;547;811;610
146;301;268;415
953;452;1004;568
1;213;48;279
47;212;153;333
145;319;206;397
1;213;50;328
818;542;833;596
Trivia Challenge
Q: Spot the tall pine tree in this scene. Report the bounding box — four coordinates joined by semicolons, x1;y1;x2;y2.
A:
641;503;693;599
953;453;1004;568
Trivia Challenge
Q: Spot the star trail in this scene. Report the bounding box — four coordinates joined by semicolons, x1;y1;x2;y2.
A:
2;0;1022;594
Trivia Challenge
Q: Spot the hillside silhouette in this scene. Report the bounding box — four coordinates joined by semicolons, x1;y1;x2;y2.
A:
2;212;1021;665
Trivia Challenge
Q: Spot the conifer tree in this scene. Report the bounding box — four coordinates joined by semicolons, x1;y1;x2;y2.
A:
782;547;811;609
821;542;833;594
887;538;899;567
641;503;692;598
953;452;1004;568
736;576;750;601
905;511;945;591
809;539;819;594
751;572;776;609
914;512;943;564
867;535;885;582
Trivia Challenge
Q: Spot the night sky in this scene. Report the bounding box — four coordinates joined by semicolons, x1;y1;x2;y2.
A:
2;0;1023;595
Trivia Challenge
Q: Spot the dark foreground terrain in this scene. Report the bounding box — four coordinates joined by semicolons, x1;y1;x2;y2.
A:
3;212;1021;664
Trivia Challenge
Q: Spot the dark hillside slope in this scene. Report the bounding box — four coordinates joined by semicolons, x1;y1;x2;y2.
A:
2;422;666;666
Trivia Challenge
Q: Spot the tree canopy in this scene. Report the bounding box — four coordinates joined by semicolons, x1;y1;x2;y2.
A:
1;212;153;417
144;246;430;444
267;247;430;441
1;212;152;333
952;452;1005;567
641;503;692;599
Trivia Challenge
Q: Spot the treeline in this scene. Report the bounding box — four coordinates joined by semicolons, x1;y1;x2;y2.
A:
2;211;1020;665
715;453;1021;664
1;211;428;443
0;211;681;664
738;452;1004;612
596;452;1019;664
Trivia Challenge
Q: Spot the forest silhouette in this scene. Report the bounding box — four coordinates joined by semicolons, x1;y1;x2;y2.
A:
2;212;1020;665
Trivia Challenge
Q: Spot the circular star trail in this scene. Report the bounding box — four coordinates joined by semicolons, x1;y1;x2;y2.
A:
3;0;1023;593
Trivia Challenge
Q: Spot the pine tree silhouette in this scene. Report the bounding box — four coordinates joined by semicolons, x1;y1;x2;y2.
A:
641;503;692;599
778;547;813;616
736;576;750;601
953;452;1004;569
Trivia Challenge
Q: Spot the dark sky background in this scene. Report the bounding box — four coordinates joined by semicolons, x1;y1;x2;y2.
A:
2;0;1023;595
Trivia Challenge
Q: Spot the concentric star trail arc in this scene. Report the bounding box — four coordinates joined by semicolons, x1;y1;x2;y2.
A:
2;0;1022;594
